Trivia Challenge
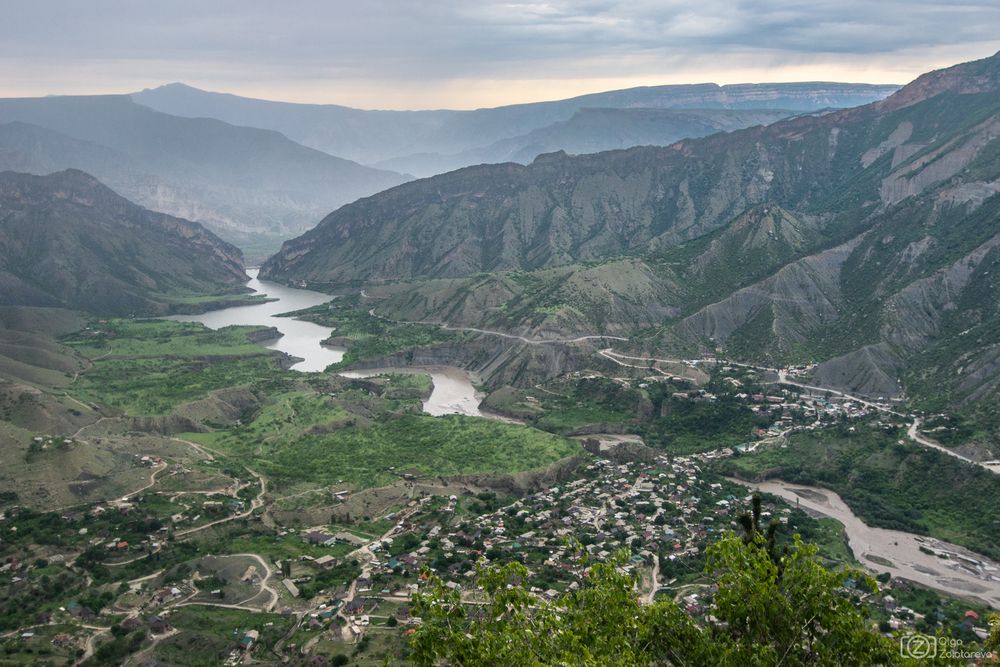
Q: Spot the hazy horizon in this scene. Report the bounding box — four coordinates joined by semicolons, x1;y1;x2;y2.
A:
2;1;998;110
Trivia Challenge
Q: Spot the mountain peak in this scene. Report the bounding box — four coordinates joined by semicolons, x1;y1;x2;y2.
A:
143;82;203;93
877;50;1000;112
531;150;569;164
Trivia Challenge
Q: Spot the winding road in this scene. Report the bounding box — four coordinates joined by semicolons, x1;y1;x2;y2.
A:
176;553;280;612
906;419;999;475
175;470;267;538
368;307;628;345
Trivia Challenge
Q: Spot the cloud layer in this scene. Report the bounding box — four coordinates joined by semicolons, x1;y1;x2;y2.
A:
3;1;998;108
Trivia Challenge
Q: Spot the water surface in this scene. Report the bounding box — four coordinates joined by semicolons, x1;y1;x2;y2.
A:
731;478;1000;607
166;269;344;372
340;366;484;417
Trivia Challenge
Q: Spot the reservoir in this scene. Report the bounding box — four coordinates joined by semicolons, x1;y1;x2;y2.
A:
166;268;345;372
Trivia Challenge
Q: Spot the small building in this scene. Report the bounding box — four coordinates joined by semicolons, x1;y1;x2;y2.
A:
239;629;259;650
148;615;170;634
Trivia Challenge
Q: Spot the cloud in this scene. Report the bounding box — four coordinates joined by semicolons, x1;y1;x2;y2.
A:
1;0;998;107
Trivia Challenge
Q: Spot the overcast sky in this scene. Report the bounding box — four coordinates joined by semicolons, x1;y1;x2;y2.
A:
2;1;998;109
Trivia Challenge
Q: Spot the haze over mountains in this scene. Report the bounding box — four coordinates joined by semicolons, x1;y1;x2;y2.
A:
135;81;899;177
0;81;898;263
0;169;246;315
0;95;408;258
262;52;1000;416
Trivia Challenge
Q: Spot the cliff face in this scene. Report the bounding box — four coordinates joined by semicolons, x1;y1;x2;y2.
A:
0;169;247;315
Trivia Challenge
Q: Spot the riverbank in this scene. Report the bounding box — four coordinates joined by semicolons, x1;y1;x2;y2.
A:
340;366;485;417
729;478;1000;608
165;269;344;372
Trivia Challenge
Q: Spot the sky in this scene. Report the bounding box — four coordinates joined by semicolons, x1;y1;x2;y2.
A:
2;1;999;110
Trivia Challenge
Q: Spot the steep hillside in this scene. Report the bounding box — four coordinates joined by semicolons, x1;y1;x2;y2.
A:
134;81;897;170
262;52;996;283
263;52;1000;420
0;169;248;315
0;96;408;256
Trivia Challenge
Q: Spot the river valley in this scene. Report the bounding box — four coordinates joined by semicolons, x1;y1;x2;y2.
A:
730;478;1000;608
167;270;484;416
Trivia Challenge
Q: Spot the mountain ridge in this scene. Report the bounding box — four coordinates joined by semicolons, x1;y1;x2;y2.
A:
260;51;1000;422
134;80;899;171
0;169;248;315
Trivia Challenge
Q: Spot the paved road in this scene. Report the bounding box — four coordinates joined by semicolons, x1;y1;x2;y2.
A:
907;419;999;475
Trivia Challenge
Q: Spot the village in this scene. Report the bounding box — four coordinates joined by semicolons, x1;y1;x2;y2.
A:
0;362;992;663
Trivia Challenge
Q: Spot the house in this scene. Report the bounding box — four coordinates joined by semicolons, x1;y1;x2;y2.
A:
313;555;336;568
239;629;259;650
305;531;336;546
121;617;144;631
344;597;374;614
282;579;300;597
148;615;170;634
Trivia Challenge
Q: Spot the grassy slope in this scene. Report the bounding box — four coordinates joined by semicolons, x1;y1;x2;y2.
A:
285;295;464;367
63;319;286;415
195;413;581;491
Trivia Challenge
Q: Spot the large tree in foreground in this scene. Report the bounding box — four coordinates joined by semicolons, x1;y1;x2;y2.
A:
409;533;922;666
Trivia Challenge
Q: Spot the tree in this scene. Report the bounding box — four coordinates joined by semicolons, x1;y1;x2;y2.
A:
410;533;905;666
705;533;897;665
988;614;999;654
737;492;786;572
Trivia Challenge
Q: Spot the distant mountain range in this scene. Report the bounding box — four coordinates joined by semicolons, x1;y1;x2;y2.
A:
373;107;797;176
0;81;897;261
261;52;1000;418
134;81;899;177
0;169;247;315
0;95;409;258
